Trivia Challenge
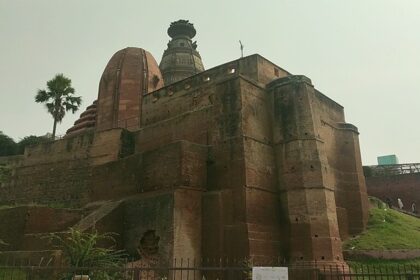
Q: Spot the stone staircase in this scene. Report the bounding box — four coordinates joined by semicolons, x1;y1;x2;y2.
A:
73;200;123;232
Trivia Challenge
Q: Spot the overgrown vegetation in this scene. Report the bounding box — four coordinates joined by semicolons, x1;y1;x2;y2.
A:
16;135;49;154
344;197;420;250
0;131;49;156
48;228;125;280
0;132;17;156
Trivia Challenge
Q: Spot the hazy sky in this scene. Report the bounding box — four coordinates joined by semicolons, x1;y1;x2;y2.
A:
1;0;419;165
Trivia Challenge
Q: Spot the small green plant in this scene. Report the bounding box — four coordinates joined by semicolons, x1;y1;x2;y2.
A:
240;258;253;280
48;228;125;280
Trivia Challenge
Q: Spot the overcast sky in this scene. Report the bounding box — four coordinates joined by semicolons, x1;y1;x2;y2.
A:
1;0;419;165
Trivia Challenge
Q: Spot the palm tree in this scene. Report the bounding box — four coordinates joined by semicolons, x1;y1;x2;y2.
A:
35;74;81;139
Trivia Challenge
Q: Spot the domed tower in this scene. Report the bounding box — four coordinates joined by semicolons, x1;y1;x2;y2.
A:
96;47;164;131
66;100;97;136
159;20;205;84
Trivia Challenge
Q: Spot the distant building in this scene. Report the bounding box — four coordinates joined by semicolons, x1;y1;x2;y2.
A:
377;154;399;165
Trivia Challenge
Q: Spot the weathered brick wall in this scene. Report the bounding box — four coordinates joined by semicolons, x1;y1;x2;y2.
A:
0;206;82;250
139;64;251;259
333;126;369;237
123;193;174;263
0;139;207;207
0;159;91;207
0;129;131;207
366;173;420;210
22;131;94;166
173;189;202;260
269;75;344;263
135;56;367;262
240;77;284;260
0;207;27;250
91;141;207;201
24;207;82;234
255;55;290;84
310;87;368;238
0;155;24;166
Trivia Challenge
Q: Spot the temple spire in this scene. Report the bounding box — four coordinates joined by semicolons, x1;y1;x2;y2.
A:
159;20;205;85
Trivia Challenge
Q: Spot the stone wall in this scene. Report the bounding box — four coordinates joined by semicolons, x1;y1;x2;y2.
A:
240;77;283;261
0;206;82;251
1;159;91;207
366;173;420;210
269;75;344;263
0;139;207;207
123;189;203;263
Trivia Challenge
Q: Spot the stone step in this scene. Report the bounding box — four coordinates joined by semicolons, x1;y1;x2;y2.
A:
73;200;123;232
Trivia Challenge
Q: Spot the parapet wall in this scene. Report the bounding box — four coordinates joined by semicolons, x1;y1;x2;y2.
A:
0;137;208;207
20;129;126;167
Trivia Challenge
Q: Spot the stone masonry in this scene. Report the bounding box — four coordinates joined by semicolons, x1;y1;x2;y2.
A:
0;20;369;268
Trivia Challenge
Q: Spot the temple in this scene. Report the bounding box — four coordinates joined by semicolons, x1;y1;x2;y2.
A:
0;20;369;267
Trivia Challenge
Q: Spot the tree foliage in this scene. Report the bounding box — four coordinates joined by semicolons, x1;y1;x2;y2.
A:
0;132;51;156
35;74;81;139
0;131;17;156
16;135;49;154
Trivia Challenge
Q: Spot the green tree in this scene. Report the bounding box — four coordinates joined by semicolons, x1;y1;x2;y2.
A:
17;135;49;154
0;131;17;156
35;74;81;139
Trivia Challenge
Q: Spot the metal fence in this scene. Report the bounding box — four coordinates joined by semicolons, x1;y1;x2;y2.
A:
0;260;420;280
364;163;420;177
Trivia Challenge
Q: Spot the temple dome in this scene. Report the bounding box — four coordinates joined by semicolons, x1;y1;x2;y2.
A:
95;47;164;131
66;47;163;136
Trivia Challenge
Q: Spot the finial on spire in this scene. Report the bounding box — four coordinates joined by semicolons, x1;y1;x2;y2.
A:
168;20;196;39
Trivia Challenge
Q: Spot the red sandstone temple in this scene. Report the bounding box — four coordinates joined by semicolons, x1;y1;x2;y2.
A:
0;20;368;267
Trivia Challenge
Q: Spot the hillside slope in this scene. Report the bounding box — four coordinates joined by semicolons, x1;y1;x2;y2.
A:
344;197;420;250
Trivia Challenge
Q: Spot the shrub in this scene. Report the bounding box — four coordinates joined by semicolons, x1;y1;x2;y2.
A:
48;228;125;280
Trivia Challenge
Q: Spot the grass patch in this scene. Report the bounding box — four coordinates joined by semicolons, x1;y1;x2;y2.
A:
344;198;420;250
349;258;420;267
0;268;27;279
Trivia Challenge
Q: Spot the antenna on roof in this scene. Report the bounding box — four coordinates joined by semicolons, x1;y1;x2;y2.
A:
239;40;244;58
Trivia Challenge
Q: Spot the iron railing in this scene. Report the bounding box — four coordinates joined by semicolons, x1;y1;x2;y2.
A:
364;163;420;177
0;258;420;280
